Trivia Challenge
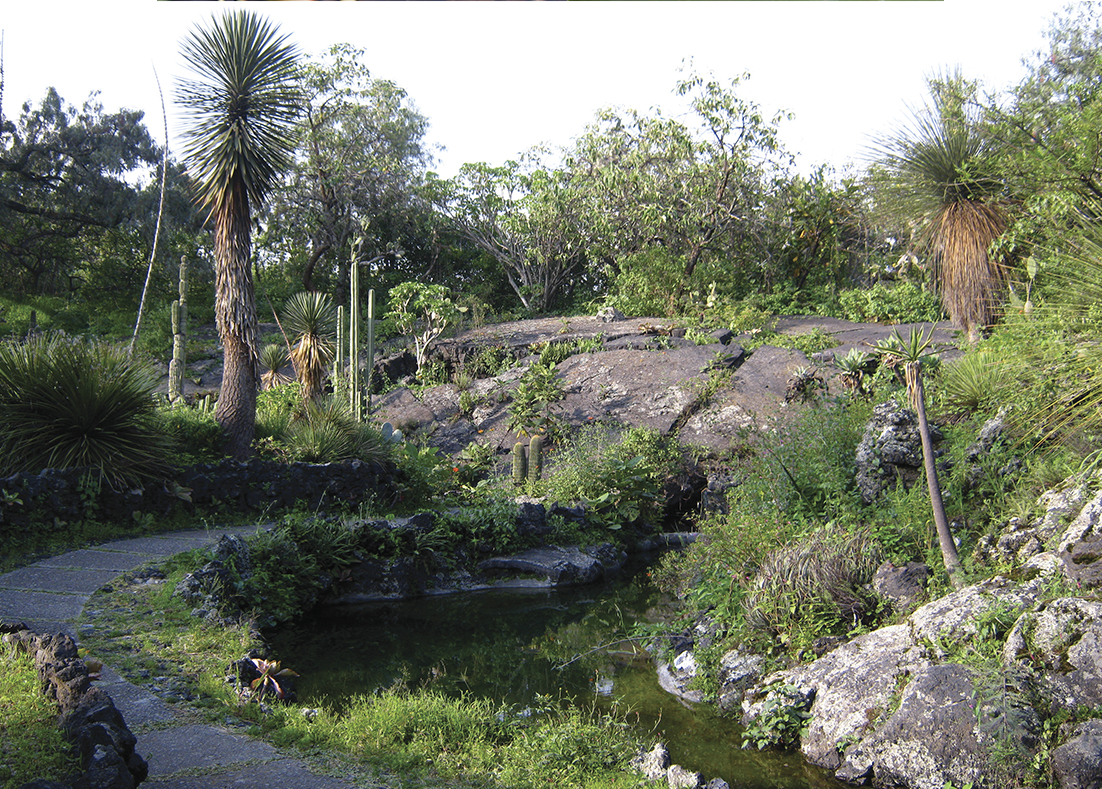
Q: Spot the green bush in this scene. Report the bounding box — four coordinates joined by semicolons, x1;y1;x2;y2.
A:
838;281;944;324
155;403;225;466
282;399;391;465
542;425;678;530
0;335;173;485
744;530;883;649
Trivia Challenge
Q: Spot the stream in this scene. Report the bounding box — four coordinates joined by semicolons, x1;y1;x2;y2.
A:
268;572;847;788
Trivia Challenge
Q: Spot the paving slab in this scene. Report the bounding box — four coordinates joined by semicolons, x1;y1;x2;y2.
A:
145;758;362;789
34;548;155;572
0;588;86;623
138;723;282;776
0;565;120;594
96;667;178;729
89;536;216;556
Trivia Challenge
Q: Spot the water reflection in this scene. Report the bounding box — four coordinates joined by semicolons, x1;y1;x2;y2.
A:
268;575;846;788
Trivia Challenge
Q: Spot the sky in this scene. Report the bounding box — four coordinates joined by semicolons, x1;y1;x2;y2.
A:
0;0;1076;180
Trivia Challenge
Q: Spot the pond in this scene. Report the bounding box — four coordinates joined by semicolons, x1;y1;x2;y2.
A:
268;571;847;789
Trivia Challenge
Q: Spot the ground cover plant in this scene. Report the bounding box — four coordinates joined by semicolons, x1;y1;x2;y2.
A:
0;641;81;788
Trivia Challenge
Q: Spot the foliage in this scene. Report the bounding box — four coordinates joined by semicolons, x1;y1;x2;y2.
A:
0;87;162;297
743;530;883;650
436;153;592;313
541;425;679;531
570;68;794;310
259;343;292;390
282;398;390;465
868;70;1007;343
506;362;566;438
0;642;82;788
155;402;226;467
384;281;462;373
0;335;173;485
741;686;812;751
248;657;299;701
257;43;437;295
282;291;336;400
940;351;1012;414
837;281;944;324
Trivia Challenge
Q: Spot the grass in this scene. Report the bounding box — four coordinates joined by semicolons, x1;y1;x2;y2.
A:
0;642;81;788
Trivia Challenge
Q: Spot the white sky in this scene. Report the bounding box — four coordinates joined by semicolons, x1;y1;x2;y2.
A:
0;0;1073;180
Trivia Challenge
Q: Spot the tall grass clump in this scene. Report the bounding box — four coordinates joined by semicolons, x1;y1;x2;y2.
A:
0;335;172;485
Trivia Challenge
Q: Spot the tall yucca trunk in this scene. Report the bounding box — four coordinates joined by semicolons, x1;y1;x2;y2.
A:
931;201;1006;345
905;361;964;590
214;182;259;461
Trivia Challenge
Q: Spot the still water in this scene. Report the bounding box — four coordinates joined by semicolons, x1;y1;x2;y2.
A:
268;574;846;789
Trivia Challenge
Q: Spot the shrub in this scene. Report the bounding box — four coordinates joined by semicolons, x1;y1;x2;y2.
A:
0;335;173;485
282;399;390;465
155;403;225;466
940;351;1012;414
838;281;944;324
744;529;883;647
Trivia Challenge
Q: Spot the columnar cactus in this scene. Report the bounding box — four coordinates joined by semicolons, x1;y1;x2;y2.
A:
167;256;188;403
528;435;543;484
512;442;527;486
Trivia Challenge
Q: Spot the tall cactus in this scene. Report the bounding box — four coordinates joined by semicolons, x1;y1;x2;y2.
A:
366;288;375;416
335;304;345;383
350;262;361;421
512;442;527;486
167;255;188;403
528;435;543;484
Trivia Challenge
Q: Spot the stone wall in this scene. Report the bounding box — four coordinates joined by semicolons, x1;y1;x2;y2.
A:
0;458;402;539
1;622;147;789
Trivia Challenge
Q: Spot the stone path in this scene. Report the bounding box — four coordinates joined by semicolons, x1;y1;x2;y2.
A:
0;526;363;788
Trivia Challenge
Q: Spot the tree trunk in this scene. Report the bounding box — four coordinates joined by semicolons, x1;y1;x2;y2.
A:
214;183;259;462
908;362;964;589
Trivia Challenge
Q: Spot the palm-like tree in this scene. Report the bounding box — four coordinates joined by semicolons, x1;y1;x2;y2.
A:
283;291;336;400
177;10;302;460
877;327;965;590
871;72;1006;345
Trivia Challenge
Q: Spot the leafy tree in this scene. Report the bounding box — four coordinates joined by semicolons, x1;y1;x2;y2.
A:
869;71;1007;345
437;155;590;313
257;44;437;301
177;9;303;461
0;87;161;295
567;70;794;309
384;281;461;372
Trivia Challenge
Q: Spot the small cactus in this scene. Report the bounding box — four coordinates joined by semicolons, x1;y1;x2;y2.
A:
512;442;527;486
381;422;404;443
528;435;543;483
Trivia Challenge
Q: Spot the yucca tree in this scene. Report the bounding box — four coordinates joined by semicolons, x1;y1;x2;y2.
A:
877;327;964;590
871;72;1007;345
177;10;302;460
283;291;336;400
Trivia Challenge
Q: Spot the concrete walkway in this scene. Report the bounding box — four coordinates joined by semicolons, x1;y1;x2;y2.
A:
0;526;364;788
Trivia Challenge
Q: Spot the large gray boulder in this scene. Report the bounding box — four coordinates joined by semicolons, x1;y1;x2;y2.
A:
854;400;940;505
742;624;929;771
1004;596;1102;710
1052;719;1102;789
836;664;993;789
